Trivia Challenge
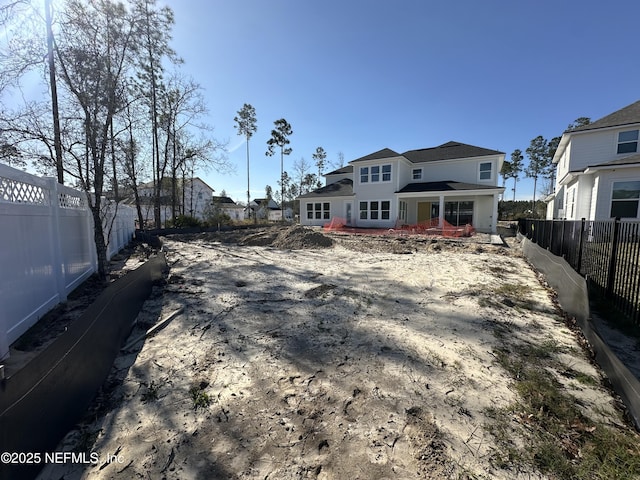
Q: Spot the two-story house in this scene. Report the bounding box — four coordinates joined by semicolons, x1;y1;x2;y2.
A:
210;195;245;221
249;198;293;222
135;177;215;226
547;100;640;221
298;141;505;233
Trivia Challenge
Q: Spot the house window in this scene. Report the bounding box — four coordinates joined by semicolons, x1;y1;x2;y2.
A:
444;201;473;226
359;201;368;219
610;181;640;218
360;164;391;183
308;202;330;220
412;168;422;180
359;200;391;220
370;201;379;219
479;162;492;181
382;165;391;181
399;201;407;221
371;166;380;182
617;130;639;154
381;200;390;219
567;188;575;218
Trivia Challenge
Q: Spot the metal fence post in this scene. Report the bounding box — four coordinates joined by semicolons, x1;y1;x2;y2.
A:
577;218;585;274
606;217;621;297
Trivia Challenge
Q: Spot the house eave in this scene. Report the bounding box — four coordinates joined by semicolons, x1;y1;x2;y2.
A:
395;187;504;198
297;193;355;200
584;162;640;174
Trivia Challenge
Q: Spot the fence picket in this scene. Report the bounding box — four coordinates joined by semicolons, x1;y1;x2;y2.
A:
0;164;136;360
519;217;640;326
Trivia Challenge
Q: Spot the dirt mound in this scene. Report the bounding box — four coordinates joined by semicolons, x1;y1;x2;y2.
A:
271;225;334;249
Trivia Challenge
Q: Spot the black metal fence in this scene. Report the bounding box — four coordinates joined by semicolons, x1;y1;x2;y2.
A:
518;218;640;325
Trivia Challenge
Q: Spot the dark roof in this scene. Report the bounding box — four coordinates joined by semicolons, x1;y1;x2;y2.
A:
396;180;502;194
211;196;236;204
351;148;401;163
402;141;504;163
252;198;280;209
325;165;353;175
572;100;640;132
298;178;354;199
588;153;640;168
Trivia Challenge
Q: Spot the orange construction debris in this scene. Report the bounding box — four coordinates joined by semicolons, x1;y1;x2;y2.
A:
323;217;475;238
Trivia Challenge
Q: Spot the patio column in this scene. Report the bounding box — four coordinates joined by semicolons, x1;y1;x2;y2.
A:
438;194;444;228
491;193;499;233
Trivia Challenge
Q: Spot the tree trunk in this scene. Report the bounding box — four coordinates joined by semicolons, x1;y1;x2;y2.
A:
126;107;145;230
110;116;119;201
532;176;538;218
91;205;109;279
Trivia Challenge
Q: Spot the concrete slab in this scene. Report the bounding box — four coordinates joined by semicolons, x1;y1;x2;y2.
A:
490;234;505;245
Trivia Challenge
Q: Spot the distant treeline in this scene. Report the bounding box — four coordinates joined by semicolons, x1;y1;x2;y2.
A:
499;200;546;221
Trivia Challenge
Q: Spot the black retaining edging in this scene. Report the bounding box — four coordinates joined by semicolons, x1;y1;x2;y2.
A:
0;253;167;480
520;235;640;430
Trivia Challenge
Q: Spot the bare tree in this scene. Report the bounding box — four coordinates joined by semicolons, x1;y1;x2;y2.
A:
131;0;180;228
54;0;137;278
292;156;313;195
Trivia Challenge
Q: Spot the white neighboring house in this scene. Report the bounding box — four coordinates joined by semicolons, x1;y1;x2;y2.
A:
135;177;215;226
210;195;245;221
547;100;640;221
298;141;505;233
249;198;293;222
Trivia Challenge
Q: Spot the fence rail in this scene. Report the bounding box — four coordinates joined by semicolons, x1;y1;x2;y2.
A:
0;164;136;360
519;218;640;325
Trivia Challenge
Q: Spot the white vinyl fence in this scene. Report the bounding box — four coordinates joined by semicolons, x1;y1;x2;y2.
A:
0;163;136;360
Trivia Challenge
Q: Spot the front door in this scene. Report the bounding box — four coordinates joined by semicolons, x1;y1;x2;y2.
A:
345;202;352;226
417;202;431;223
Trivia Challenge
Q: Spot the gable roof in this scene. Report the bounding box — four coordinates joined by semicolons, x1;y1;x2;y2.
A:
211;196;236;204
351;148;401;163
396;180;502;194
402;141;504;163
298;178;354;198
251;198;279;209
325;165;353;175
571;100;640;132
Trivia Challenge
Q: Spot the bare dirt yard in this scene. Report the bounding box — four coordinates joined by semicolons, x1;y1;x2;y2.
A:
39;226;640;479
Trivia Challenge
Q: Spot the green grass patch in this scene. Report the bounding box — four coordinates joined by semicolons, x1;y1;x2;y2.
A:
189;381;212;410
487;344;640;479
140;379;163;403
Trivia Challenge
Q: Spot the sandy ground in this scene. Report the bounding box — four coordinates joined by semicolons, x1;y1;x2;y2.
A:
37;227;636;479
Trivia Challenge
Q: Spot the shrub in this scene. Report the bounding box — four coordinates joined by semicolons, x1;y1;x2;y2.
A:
167;215;201;228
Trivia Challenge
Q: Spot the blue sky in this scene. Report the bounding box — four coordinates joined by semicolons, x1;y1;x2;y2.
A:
165;0;640;203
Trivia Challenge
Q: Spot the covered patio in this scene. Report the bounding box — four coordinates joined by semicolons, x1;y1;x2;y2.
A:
395;181;503;233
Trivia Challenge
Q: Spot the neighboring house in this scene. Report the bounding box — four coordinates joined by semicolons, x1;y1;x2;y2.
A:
547;100;640;221
298;141;505;233
134;177;215;226
210;195;245;221
249;198;293;222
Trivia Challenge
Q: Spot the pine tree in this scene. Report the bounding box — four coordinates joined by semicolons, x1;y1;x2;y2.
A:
234;103;257;222
266;118;293;220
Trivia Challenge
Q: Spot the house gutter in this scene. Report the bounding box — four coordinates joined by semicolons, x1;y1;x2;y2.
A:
394;187;504;199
